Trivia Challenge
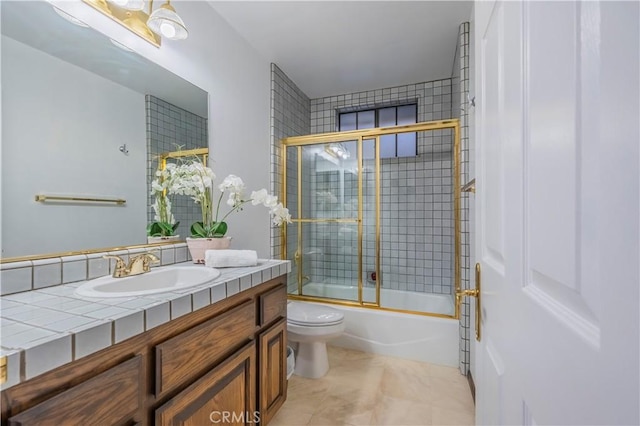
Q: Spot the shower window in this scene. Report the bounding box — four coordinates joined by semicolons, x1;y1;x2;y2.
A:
338;104;418;159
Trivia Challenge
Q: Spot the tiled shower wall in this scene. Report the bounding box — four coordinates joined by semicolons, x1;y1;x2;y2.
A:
453;23;472;375
146;95;208;240
309;80;455;295
269;64;311;293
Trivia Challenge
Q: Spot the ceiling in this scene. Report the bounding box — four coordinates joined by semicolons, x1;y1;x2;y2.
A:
209;1;472;99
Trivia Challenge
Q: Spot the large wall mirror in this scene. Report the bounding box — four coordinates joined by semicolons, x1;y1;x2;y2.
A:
1;1;208;259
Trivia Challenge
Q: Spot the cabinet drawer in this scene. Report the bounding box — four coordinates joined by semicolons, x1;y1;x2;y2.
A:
155;300;256;396
258;284;287;326
8;356;142;426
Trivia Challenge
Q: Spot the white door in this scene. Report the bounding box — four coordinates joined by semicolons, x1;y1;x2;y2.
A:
474;1;639;425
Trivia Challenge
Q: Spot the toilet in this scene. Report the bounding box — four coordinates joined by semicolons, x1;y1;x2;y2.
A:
287;301;345;379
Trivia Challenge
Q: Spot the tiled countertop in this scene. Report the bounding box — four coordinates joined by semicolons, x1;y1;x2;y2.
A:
0;259;290;390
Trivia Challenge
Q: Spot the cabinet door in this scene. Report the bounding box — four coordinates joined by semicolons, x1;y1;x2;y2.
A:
7;356;142;426
258;318;287;425
156;342;256;426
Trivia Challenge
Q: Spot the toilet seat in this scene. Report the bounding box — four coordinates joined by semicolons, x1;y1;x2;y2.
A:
288;318;343;327
287;301;344;326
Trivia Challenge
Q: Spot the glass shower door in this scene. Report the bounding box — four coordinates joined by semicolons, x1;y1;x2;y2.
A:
284;140;362;303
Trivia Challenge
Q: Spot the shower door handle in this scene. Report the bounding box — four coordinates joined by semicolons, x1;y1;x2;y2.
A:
455;263;482;342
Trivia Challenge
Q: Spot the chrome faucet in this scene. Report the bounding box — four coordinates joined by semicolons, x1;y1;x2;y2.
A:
103;252;160;278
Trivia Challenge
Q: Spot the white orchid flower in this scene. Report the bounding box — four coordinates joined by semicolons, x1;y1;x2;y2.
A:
250;189;268;205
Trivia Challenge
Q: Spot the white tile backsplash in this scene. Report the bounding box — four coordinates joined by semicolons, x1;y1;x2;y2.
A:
61;256;87;283
175;246;188;263
87;254;109;279
1;267;32;295
161;246;175;265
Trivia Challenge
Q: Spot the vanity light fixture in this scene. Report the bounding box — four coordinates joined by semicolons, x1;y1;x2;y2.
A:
147;1;188;40
109;0;144;11
83;0;189;47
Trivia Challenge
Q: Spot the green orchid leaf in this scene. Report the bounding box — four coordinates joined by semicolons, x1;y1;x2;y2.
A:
191;222;207;238
147;222;163;237
211;221;228;237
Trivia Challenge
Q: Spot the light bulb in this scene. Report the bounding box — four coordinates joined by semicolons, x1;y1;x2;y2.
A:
160;22;176;38
111;0;129;5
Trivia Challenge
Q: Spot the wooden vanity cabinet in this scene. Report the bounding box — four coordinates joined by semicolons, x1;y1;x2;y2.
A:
155;342;256;426
258;319;287;425
0;277;288;426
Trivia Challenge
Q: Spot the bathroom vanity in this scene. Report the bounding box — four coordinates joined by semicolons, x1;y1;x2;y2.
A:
0;262;289;425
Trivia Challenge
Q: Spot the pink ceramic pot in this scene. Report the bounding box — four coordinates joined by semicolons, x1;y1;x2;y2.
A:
186;237;232;264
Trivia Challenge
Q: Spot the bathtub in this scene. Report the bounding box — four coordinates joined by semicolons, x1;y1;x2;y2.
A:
300;282;455;316
295;283;459;367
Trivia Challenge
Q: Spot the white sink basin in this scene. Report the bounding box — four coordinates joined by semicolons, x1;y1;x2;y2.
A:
74;266;221;298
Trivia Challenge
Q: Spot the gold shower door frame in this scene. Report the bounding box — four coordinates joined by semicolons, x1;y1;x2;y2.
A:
281;119;461;320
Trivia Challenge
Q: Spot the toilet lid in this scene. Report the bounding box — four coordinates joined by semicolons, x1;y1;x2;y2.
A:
287;302;344;326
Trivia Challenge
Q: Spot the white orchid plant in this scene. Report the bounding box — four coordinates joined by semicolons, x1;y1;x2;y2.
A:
148;164;180;237
164;157;291;238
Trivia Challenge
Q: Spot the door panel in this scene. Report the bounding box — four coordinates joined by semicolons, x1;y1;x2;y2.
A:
475;1;639;425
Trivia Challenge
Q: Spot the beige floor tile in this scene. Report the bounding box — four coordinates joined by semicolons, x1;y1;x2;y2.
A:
285;375;332;414
432;406;475;425
279;347;474;426
328;345;388;369
370;394;432;425
379;357;433;403
307;391;376;425
428;376;475;414
269;405;314;426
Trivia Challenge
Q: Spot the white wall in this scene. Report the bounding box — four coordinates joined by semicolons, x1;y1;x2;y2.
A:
52;1;273;257
1;36;146;257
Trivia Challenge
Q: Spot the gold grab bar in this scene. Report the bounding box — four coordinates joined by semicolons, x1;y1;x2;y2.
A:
35;195;126;205
455;262;482;341
461;178;476;193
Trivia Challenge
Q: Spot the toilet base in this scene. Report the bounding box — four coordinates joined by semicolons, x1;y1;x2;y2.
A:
293;341;330;379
